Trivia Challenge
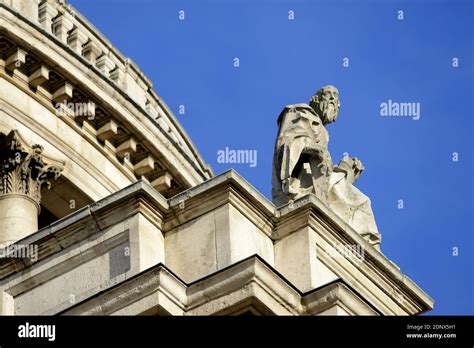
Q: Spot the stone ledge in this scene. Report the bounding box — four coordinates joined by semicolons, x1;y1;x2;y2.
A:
0;180;168;280
59;255;376;316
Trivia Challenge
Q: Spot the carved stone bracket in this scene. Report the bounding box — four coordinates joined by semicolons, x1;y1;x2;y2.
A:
0;130;64;205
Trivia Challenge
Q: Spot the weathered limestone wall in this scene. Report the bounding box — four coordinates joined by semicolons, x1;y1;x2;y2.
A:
13;212;165;315
275;227;338;292
0;182;167;315
166;204;273;283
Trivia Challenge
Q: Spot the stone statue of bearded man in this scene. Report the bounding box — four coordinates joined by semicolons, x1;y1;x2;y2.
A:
272;86;381;250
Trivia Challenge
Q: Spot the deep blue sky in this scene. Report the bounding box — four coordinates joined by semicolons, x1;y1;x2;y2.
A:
70;0;473;315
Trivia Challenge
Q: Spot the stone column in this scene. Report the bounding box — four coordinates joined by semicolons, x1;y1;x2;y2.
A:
0;130;64;246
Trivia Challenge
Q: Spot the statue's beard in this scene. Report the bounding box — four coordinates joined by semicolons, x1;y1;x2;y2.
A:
319;102;338;123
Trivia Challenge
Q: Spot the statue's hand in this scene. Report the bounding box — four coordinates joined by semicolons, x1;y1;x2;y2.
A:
353;157;364;173
334;156;364;184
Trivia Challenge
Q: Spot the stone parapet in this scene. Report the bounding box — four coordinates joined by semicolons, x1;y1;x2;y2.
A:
0;171;433;315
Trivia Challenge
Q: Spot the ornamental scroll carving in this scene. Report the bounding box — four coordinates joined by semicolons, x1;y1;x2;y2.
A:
0;130;64;205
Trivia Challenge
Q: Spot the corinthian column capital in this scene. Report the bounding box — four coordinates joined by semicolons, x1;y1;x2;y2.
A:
0;130;64;205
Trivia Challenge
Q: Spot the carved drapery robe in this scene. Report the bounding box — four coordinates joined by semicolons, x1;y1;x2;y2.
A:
272;104;332;206
328;170;381;249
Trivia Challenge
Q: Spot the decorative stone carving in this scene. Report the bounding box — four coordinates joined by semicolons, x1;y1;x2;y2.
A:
272;86;338;206
272;86;381;249
96;54;115;76
329;157;381;249
52;13;74;44
5;48;26;72
68;27;88;54
0;130;64;205
82;40;102;64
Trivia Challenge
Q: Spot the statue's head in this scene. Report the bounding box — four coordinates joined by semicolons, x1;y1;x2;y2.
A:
309;85;340;125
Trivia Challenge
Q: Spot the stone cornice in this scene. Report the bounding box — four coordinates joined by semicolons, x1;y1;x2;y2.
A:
302;279;379;315
185;255;302;315
274;195;433;315
59;263;188;316
0;93;132;196
0;181;168;281
165;170;276;236
0;3;212;192
59;255;377;316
